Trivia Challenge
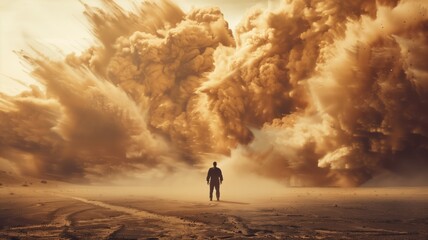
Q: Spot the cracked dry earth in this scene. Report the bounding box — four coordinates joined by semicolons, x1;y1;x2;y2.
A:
0;187;427;239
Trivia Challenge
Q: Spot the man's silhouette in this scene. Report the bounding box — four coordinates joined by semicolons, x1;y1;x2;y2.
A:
206;161;223;201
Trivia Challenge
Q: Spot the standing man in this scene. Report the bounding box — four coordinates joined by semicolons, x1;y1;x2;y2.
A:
206;161;223;201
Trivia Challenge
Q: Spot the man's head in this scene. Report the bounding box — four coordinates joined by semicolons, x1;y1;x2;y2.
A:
213;162;217;167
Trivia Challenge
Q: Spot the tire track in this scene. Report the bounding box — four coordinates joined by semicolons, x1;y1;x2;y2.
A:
62;195;210;239
68;196;204;226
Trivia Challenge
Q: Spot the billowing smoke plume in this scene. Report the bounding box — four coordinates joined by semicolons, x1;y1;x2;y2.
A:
0;0;427;186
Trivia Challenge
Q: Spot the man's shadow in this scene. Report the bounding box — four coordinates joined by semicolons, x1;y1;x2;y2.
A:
217;200;249;205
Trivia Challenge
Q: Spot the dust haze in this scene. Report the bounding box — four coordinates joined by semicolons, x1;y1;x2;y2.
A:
0;0;428;187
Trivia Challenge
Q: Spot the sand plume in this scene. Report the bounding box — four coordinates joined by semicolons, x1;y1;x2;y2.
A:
0;0;427;186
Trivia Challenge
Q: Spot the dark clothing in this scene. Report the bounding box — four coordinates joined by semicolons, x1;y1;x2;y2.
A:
210;182;220;200
207;167;223;183
207;167;223;200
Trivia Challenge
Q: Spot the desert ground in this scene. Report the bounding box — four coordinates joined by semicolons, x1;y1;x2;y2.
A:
0;182;427;240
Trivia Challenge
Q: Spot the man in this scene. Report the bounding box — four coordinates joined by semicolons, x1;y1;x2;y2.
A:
206;161;223;201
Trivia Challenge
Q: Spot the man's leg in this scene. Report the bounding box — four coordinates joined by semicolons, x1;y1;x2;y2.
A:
209;183;214;201
215;183;220;201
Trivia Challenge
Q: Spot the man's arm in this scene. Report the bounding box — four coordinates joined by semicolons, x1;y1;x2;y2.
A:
206;168;211;184
219;169;223;183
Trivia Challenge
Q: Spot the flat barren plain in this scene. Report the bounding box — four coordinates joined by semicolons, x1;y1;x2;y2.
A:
0;183;427;240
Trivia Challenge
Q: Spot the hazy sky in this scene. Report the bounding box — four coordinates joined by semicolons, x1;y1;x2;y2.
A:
0;0;272;95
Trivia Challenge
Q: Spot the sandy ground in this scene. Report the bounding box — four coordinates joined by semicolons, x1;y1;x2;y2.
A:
0;185;427;240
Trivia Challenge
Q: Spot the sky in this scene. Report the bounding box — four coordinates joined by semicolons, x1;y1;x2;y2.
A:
0;0;427;187
0;0;273;95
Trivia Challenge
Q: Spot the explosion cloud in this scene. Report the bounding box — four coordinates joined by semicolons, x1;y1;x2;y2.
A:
0;0;427;186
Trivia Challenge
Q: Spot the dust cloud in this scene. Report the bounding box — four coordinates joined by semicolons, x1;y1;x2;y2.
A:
0;0;427;186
